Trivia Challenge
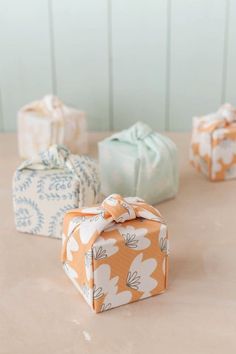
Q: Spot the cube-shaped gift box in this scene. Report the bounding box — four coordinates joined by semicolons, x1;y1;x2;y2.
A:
98;122;178;205
13;145;100;238
18;95;87;159
190;103;236;181
62;194;169;313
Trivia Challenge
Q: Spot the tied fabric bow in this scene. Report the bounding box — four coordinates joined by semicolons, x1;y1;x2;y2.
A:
197;103;236;132
18;144;100;208
62;194;165;261
21;95;65;144
18;144;89;190
22;95;64;121
104;121;178;200
18;144;72;171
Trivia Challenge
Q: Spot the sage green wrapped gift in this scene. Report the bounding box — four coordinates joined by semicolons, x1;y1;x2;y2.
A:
98;122;178;205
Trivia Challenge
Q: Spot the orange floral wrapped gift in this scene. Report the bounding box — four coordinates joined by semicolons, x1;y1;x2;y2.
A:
190;103;236;181
61;194;169;313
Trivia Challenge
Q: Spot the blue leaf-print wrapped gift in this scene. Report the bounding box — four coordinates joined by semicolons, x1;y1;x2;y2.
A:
98;122;179;205
13;145;100;238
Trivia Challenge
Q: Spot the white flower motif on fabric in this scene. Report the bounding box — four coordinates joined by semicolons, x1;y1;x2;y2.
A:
116;225;150;250
93;236;119;259
213;128;229;141
127;253;157;297
199;132;212;158
80;283;93;306
93;264;132;311
93;264;118;296
213;139;236;164
212;139;236;178
159;224;169;255
225;164;236;179
67;235;79;261
64;263;93;306
93;264;118;298
103;285;132;311
64;263;78;280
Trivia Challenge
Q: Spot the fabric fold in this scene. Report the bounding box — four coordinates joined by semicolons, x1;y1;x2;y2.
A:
13;145;100;238
18;95;87;159
99;122;178;204
190;103;236;181
196;103;236;132
62;193;165;261
61;193;169;313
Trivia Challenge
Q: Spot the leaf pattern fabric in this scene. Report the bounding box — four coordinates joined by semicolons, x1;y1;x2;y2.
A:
13;145;100;238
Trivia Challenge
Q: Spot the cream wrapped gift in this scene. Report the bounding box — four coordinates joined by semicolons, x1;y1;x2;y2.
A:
98;122;178;205
13;145;100;238
190;103;236;181
18;95;87;159
62;194;169;313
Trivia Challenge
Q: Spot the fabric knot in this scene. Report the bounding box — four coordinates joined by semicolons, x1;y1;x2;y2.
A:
18;144;70;171
62;194;165;261
217;103;236;123
102;194;136;223
129;122;153;141
197;103;236;132
110;122;153;145
42;95;63;113
21;94;64;122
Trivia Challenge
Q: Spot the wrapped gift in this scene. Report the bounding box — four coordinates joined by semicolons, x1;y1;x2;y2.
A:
190;103;236;181
18;95;87;159
62;194;169;313
98;122;178;205
13;145;100;238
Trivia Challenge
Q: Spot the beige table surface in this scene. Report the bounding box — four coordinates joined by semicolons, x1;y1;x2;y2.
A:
0;132;236;354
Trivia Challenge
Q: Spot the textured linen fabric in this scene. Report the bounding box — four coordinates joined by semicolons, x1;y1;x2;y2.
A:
18;95;87;159
98;122;178;205
12;145;100;238
62;194;169;313
190;103;236;180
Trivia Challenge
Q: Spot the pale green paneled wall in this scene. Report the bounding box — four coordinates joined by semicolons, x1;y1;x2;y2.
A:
169;0;226;131
112;0;167;130
225;0;236;103
53;0;110;131
0;0;53;131
0;0;235;132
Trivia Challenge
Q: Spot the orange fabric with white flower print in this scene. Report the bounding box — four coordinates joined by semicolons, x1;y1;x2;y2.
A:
190;103;236;181
61;194;169;313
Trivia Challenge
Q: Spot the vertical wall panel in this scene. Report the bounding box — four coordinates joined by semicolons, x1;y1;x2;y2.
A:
111;0;167;131
225;0;236;104
169;0;226;131
0;90;3;131
0;0;53;131
52;0;110;131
